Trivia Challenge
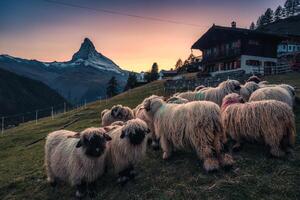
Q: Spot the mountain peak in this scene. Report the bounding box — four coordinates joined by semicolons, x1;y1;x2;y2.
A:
71;38;98;61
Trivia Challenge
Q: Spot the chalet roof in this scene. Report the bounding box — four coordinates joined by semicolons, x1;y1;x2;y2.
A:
192;25;286;50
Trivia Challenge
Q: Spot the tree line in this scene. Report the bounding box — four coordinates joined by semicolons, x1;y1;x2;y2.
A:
106;63;159;98
250;0;300;30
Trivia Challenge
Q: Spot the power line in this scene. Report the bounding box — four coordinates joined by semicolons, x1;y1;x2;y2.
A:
44;0;207;28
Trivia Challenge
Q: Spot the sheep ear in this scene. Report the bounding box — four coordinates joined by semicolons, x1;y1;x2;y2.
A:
103;125;118;132
120;130;126;139
67;132;80;139
104;133;112;141
76;140;82;148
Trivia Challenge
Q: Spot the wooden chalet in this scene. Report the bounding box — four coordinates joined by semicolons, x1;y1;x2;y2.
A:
192;22;286;76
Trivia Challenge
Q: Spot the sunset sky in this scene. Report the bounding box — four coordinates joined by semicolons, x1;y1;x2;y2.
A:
0;0;284;72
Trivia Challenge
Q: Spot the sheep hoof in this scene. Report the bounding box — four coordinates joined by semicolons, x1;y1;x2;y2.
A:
232;143;241;152
270;148;285;158
129;170;137;179
203;158;220;172
50;181;57;188
88;190;96;198
117;176;130;186
75;190;86;199
163;152;171;160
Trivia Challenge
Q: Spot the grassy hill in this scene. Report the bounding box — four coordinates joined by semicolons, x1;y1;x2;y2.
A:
0;74;299;200
0;68;69;122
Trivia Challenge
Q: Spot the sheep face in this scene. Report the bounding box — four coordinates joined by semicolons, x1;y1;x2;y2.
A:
247;75;261;83
76;131;112;158
143;98;164;114
221;93;244;110
228;80;242;93
120;119;150;145
111;105;123;119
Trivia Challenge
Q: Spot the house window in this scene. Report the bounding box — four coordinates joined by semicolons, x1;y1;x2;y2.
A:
289;46;292;51
264;61;276;67
246;60;261;66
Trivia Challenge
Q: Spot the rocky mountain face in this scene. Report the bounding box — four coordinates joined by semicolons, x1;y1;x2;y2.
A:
0;38;128;104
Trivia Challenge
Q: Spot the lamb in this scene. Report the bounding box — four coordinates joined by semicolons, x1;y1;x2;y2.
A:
45;127;112;198
221;93;296;157
240;81;260;101
142;97;234;172
106;118;150;185
166;96;189;104
249;86;294;107
101;104;134;126
176;79;241;106
134;95;165;150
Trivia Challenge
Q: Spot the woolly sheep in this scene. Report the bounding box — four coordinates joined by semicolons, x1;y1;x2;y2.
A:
134;95;165;150
249;86;294;107
221;93;296;157
101;105;134;126
246;75;261;84
176;79;241;106
166;96;189;104
142;97;234;172
45;127;112;198
106;118;150;185
240;81;260;101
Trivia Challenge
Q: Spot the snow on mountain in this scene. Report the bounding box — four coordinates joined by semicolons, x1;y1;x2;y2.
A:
0;38;128;104
42;38;125;74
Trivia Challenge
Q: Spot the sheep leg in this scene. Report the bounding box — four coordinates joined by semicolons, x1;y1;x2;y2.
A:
232;141;241;152
88;181;97;198
160;135;172;160
117;166;134;186
197;146;220;172
270;146;285;157
75;181;87;199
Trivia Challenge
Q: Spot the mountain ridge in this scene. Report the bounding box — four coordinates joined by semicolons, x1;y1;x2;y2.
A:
0;38;128;104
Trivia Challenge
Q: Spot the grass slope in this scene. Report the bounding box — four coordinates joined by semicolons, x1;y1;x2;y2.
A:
0;75;299;200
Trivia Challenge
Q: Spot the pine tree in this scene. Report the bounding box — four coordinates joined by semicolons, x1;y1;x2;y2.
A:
274;5;283;21
175;59;183;70
106;76;118;98
256;16;263;28
285;0;294;16
150;62;159;81
124;72;137;91
264;8;274;24
249;22;255;30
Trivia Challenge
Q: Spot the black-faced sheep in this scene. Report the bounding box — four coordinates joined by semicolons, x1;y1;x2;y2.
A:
221;93;296;157
101;105;134;126
240;81;260;101
142;97;234;172
106;118;150;185
45;128;112;198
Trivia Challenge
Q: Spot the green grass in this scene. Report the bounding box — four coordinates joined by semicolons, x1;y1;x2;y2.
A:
0;74;300;200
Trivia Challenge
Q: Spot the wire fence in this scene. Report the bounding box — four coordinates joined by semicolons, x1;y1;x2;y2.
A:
0;101;87;134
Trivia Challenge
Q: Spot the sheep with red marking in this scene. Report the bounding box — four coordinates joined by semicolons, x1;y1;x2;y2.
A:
221;93;296;157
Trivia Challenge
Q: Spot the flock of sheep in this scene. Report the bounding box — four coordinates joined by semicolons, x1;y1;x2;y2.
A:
44;75;297;199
